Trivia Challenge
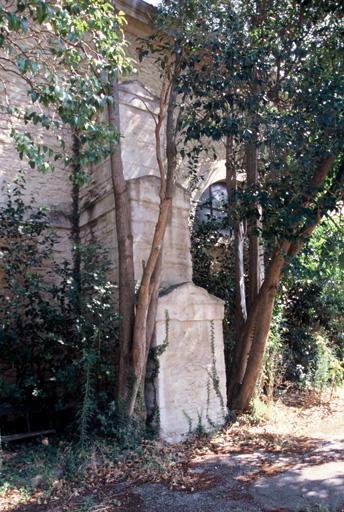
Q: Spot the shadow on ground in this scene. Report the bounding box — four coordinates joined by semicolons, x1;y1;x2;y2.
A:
10;446;344;512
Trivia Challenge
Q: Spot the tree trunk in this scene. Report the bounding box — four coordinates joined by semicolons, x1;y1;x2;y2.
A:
231;245;286;410
226;136;247;330
126;80;178;417
145;254;163;357
225;136;247;403
128;197;172;416
246;137;262;309
108;74;136;406
227;131;265;404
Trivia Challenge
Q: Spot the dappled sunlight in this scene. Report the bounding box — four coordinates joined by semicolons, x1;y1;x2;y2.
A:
1;389;343;511
0;0;342;510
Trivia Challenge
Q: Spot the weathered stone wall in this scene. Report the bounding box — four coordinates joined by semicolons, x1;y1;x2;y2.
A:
128;176;193;287
0;63;73;266
79;80;192;288
79;80;159;282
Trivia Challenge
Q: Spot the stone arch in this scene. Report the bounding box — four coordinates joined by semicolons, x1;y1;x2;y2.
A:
194;180;228;227
191;159;227;203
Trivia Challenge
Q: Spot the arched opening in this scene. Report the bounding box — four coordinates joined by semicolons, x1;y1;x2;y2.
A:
195;181;228;228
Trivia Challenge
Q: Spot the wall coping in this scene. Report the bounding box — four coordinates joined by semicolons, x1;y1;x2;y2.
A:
114;0;156;26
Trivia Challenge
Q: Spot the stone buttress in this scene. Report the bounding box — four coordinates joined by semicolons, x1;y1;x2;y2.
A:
80;81;227;442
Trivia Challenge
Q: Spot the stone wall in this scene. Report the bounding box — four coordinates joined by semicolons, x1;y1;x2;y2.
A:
80;80;190;287
0;62;72;266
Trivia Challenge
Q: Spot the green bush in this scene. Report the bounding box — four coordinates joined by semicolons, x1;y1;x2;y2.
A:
191;207;343;395
313;333;343;392
282;216;344;390
191;217;236;373
259;300;286;400
0;175;119;439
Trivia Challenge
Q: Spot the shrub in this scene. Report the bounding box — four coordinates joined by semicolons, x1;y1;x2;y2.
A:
259;300;286;400
282;217;344;390
0;175;118;439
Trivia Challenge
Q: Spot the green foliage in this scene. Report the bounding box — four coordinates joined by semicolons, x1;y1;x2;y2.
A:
76;496;96;512
78;349;96;449
0;437;122;505
312;333;343;392
191;217;236;365
206;320;226;424
192;199;343;396
0;440;65;501
0;0;137;443
1;0;131;182
259;300;286;400
96;399;146;450
146;311;170;432
247;395;272;424
0;175;65;406
182;410;193;434
282;216;344;389
0;177;118;438
160;0;343;251
195;412;206;436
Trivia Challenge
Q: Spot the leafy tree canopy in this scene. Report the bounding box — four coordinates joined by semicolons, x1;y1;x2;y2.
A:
0;0;131;180
157;0;343;244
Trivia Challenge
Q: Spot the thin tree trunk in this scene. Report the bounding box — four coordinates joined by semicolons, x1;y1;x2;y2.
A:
108;74;136;405
145;254;163;357
231;245;286;410
246;136;262;309
140;254;163;420
226;136;247;330
226;129;264;404
71;131;82;314
126;80;178;417
225;136;247;403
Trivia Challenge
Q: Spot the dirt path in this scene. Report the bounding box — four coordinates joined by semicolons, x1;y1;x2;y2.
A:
4;389;344;512
122;389;344;512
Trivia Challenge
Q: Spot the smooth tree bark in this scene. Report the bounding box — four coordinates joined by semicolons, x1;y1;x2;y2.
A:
108;74;136;405
226;127;266;405
227;57;265;403
231;243;286;410
128;75;178;417
225;136;248;402
225;137;247;328
108;58;179;416
227;138;261;402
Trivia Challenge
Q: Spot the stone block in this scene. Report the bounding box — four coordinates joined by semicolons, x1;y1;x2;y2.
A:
128;176;193;285
152;282;227;443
